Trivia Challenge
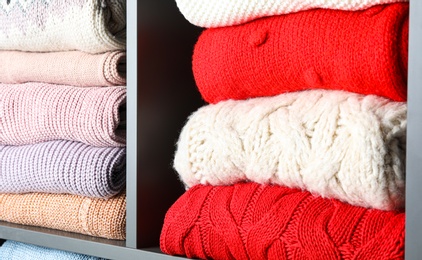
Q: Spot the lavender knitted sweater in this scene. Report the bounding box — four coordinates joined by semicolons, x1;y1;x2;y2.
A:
0;140;125;198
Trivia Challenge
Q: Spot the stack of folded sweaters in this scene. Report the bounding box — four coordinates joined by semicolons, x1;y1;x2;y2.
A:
0;0;127;244
160;1;408;259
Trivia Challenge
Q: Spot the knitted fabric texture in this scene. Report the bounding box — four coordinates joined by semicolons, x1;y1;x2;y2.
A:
0;140;126;198
0;192;126;240
193;3;409;104
0;51;126;86
0;0;125;53
0;240;106;260
176;0;408;27
0;83;126;147
160;183;405;260
174;90;407;211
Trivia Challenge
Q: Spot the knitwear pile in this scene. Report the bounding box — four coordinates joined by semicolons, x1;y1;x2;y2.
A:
193;3;409;104
0;51;126;86
174;90;407;210
160;183;405;260
0;240;106;260
0;0;126;53
176;0;408;27
0;83;126;147
0;192;126;240
0;140;126;198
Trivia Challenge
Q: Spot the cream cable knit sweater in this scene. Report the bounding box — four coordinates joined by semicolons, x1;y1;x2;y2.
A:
174;90;407;210
176;0;408;28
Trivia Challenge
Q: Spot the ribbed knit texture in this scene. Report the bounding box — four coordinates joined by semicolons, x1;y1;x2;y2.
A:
0;0;125;53
0;83;126;147
176;0;408;27
193;3;409;104
174;90;407;210
0;192;126;240
160;183;405;260
0;140;126;198
0;240;106;260
0;51;126;86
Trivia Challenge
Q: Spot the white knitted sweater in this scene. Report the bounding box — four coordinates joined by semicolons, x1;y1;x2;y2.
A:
176;0;408;28
0;0;125;53
174;90;407;211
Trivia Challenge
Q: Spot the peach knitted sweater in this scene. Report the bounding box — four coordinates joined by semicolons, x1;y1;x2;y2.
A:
0;192;126;240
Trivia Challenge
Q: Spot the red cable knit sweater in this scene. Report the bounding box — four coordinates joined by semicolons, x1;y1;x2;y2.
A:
160;183;404;260
193;3;409;104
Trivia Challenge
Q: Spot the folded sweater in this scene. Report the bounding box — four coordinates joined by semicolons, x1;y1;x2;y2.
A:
174;90;407;210
0;192;126;240
0;0;125;53
160;183;405;260
193;3;409;103
176;0;408;27
0;51;126;86
0;240;106;260
0;83;126;147
0;140;125;198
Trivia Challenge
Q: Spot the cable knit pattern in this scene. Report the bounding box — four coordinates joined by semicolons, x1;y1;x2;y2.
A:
174;90;407;210
0;240;106;260
0;83;126;147
0;51;126;86
0;140;125;198
193;3;409;103
0;192;126;240
176;0;408;27
0;0;125;53
160;183;405;260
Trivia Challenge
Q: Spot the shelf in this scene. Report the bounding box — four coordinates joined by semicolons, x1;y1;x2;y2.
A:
0;222;188;259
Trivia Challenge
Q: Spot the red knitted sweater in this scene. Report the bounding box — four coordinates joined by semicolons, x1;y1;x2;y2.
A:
193;3;409;104
160;183;404;260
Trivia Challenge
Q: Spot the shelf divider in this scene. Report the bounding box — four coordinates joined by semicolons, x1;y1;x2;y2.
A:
405;0;422;259
126;0;138;249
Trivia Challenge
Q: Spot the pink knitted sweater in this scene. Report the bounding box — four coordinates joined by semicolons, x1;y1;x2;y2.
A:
0;83;126;147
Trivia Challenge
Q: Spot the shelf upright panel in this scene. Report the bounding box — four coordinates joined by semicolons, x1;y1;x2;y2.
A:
126;0;138;249
406;0;422;259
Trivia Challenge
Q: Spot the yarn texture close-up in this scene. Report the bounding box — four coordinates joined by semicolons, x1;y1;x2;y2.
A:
174;90;407;210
